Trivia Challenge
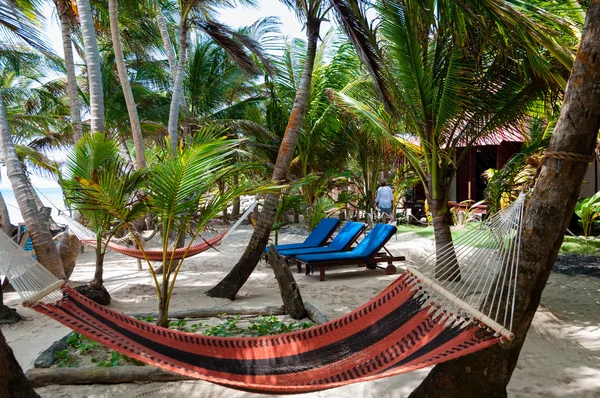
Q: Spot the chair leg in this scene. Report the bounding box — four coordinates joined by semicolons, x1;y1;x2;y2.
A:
385;263;397;275
296;260;302;273
319;266;325;281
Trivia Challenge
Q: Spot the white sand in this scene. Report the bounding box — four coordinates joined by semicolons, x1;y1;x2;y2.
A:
2;226;599;397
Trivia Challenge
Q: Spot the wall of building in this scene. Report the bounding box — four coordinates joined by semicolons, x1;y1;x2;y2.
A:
580;158;599;198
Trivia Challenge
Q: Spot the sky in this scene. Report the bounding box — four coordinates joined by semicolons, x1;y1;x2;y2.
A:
1;0;332;190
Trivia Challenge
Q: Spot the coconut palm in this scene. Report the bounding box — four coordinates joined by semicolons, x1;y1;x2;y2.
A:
207;0;331;299
0;1;65;279
412;3;600;395
164;0;274;154
76;0;105;134
107;0;146;169
62;133;146;303
331;0;574;277
71;127;275;325
53;0;82;141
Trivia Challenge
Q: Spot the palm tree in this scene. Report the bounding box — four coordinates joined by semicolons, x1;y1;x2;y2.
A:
0;1;66;279
108;0;146;169
54;0;82;141
76;0;105;134
63;133;146;304
165;0;273;153
331;0;573;277
72;128;273;325
207;0;330;300
412;2;600;395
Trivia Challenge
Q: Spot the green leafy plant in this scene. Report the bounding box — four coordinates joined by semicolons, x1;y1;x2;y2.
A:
247;315;313;336
66;332;100;354
575;191;600;239
54;349;77;368
169;319;189;331
202;315;244;337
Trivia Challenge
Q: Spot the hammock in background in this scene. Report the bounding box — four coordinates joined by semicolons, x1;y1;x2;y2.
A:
58;201;257;261
2;195;526;393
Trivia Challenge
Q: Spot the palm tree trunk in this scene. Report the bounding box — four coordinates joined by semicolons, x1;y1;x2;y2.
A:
0;328;39;397
411;4;600;396
0;99;65;278
76;0;104;134
428;196;460;281
55;0;82;141
231;174;240;217
167;21;189;153
108;0;146;169
0;191;13;235
206;25;321;300
156;8;187;110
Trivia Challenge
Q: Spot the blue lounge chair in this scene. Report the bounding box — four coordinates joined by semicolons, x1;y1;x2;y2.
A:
295;224;404;281
264;218;340;255
278;221;367;272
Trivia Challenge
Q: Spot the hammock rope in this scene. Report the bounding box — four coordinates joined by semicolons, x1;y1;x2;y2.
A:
57;200;257;261
0;195;526;393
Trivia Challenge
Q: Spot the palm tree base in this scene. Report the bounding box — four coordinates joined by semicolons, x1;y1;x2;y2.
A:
74;285;111;305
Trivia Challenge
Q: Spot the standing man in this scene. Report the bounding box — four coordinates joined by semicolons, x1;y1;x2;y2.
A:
375;181;394;223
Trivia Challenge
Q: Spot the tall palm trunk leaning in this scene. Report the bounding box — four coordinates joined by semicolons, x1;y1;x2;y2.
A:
55;0;82;141
207;13;323;300
0;99;65;279
76;0;104;134
108;0;146;169
411;3;600;396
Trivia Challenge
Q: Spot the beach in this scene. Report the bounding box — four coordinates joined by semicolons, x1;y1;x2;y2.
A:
1;226;599;397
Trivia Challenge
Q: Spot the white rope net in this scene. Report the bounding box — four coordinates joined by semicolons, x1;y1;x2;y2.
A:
406;193;526;339
58;200;258;246
0;229;62;305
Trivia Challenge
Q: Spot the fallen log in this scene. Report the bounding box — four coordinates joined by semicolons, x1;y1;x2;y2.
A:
129;305;285;320
26;366;192;387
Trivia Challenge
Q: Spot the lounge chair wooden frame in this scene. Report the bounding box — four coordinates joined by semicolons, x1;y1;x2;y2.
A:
298;250;405;281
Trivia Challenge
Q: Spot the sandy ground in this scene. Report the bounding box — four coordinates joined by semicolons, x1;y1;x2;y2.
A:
2;225;599;397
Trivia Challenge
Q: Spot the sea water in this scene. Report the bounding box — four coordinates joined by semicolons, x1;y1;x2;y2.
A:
0;188;66;224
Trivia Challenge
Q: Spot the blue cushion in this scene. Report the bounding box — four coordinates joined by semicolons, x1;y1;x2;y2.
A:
264;218;340;253
278;222;365;257
295;224;397;263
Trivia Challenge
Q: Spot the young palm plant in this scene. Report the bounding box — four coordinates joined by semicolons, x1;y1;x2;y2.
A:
69;127;274;325
62;133;146;304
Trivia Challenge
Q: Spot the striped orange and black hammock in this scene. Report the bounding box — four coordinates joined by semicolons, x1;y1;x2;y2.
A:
33;274;500;393
80;232;226;261
12;196;526;393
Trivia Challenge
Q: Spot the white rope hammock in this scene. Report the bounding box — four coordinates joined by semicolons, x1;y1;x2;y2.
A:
0;194;525;341
57;200;258;247
405;193;526;339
